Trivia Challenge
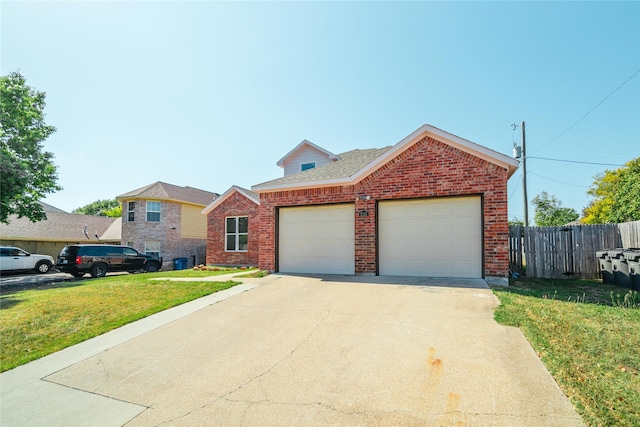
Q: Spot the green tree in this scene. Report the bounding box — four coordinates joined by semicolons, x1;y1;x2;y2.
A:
509;217;524;226
582;157;640;224
0;71;60;224
532;191;579;226
73;199;122;217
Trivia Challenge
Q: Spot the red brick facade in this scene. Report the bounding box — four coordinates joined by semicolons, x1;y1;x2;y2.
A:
206;191;260;267
257;136;510;278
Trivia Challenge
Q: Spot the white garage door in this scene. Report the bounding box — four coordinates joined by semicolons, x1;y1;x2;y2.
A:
379;197;482;278
279;204;355;275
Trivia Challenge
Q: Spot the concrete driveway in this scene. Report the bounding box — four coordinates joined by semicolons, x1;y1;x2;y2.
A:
0;274;583;426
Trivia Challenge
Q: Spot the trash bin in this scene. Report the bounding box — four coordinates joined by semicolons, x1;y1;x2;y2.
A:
173;257;188;270
596;249;614;284
624;249;640;291
608;249;630;289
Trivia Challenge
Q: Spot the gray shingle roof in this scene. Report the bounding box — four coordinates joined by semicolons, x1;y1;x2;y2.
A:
254;147;392;188
117;182;218;206
0;212;120;242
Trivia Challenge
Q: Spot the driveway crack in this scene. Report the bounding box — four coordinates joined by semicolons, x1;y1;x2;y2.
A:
154;308;332;425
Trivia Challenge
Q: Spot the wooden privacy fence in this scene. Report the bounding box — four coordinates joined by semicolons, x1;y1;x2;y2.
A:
509;221;640;279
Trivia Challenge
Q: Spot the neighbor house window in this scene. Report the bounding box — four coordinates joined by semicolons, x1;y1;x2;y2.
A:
127;201;135;222
226;216;248;252
301;162;316;171
146;201;161;222
145;241;160;257
126;241;135;248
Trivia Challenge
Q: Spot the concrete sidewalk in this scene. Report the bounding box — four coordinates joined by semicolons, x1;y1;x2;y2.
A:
0;274;584;426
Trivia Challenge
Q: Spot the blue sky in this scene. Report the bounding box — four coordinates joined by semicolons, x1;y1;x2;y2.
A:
2;1;639;222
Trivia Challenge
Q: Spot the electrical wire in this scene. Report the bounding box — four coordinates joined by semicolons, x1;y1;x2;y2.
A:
526;156;626;167
528;171;588;189
531;68;640;155
508;170;522;202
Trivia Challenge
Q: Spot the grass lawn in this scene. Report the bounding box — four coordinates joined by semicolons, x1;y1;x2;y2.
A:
0;268;250;373
492;278;640;427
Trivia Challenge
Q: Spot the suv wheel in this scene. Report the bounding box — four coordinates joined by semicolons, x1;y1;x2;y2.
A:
35;261;51;274
90;263;108;278
144;262;160;273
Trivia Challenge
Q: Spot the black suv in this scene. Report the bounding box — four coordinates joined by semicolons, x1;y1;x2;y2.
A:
56;245;163;278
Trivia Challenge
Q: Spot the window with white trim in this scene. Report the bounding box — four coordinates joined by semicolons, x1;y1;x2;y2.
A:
127;201;135;222
146;201;161;222
226;216;248;252
145;241;160;257
301;162;316;171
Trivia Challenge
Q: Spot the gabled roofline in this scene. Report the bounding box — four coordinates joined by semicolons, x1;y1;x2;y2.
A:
201;185;260;215
253;124;520;193
276;139;340;168
117;196;213;208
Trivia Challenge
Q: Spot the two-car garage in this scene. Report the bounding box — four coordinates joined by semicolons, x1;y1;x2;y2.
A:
277;196;483;278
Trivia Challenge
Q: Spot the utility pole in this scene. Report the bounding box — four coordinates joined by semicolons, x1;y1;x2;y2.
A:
521;121;529;227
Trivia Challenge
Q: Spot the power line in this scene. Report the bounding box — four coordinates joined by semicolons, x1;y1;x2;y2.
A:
526;156;625;167
528;171;588;189
532;68;640;155
508;170;522;202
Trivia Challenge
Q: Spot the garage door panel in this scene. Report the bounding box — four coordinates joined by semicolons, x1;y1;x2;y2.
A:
279;204;355;275
379;197;482;278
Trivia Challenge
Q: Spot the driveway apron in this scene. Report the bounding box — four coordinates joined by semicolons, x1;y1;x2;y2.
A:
1;275;583;426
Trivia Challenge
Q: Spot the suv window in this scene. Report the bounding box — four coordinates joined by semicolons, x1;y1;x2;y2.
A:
123;247;139;256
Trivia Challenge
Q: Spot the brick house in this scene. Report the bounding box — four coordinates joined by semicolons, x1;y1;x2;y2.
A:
250;124;518;285
117;182;218;269
201;186;260;267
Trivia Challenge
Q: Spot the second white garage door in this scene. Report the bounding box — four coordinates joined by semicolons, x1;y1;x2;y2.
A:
279;204;355;275
379;197;482;278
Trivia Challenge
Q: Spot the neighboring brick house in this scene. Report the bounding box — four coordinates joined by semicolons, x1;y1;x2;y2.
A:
117;182;218;269
0;202;121;259
251;124;519;285
201;186;260;267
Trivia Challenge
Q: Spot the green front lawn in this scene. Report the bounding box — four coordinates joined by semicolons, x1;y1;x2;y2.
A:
0;268;248;372
492;278;640;427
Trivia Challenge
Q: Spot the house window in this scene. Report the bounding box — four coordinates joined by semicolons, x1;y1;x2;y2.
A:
127;201;135;222
301;162;316;171
226;216;248;252
126;241;135;248
146;201;161;222
145;241;160;257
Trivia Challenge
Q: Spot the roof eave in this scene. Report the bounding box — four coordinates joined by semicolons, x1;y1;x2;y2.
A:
117;196;210;207
252;177;352;193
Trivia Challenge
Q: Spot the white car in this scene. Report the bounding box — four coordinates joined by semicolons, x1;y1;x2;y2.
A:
0;246;55;274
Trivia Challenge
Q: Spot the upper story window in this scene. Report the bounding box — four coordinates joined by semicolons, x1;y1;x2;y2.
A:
127;201;135;222
301;162;316;171
226;216;248;252
146;201;161;222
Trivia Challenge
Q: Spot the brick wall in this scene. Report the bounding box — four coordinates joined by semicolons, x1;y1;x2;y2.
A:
206;192;260;267
257;136;510;278
121;199;207;269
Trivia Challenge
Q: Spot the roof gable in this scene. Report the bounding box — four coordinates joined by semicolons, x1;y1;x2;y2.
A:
201;185;259;215
252;124;519;192
117;181;218;206
276;140;339;169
